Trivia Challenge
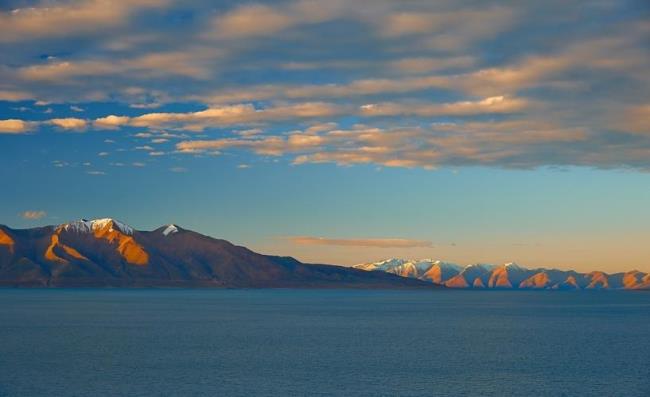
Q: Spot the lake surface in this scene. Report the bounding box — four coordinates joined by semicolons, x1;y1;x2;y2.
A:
0;289;648;396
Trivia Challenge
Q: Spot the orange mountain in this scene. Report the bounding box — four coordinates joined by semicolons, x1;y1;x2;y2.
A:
355;259;650;290
0;219;433;288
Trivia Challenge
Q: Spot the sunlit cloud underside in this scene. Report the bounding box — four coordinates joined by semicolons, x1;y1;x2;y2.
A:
0;0;648;170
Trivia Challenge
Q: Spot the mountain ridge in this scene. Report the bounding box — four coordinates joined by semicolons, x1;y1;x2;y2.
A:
355;258;650;290
0;219;433;289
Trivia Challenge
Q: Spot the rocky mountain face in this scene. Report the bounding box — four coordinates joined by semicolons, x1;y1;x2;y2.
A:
354;259;650;290
0;219;432;289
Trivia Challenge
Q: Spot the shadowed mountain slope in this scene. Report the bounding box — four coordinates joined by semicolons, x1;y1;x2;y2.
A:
0;219;433;289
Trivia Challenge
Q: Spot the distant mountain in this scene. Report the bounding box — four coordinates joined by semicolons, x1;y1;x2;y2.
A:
0;219;432;288
354;259;650;290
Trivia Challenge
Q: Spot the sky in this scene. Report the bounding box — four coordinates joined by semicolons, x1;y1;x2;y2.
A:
0;0;649;273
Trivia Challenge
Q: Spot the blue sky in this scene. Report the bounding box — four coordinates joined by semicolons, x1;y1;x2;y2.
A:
0;0;649;271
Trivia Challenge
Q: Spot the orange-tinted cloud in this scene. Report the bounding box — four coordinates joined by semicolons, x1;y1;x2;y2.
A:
287;236;433;248
21;210;47;220
0;0;170;42
49;118;87;130
0;119;33;134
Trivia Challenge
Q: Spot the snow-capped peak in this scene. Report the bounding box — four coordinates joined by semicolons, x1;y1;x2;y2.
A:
354;258;650;290
464;263;497;271
504;262;524;270
162;224;179;236
62;218;134;235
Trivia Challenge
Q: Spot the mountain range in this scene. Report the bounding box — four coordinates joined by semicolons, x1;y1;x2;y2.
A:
354;258;650;290
3;219;646;290
0;219;430;288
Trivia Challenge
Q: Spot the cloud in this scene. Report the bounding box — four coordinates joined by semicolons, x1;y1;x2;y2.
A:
381;7;514;42
0;119;33;134
21;210;47;220
190;25;648;107
95;97;525;133
210;0;346;39
213;4;295;39
389;56;475;74
0;1;647;173
613;104;650;135
0;0;170;42
49;118;87;131
194;76;452;105
106;102;346;131
194;67;547;105
176;120;596;169
94;115;130;130
359;96;529;117
18;49;215;81
176;133;328;156
287;236;433;248
0;90;33;101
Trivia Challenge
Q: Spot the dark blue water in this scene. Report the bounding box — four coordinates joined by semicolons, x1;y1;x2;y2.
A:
0;289;648;396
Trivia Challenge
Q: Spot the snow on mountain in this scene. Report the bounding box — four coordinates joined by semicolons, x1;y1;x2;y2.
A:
354;259;463;282
57;218;148;265
355;258;408;272
162;224;179;236
0;221;433;288
354;258;649;290
62;218;134;235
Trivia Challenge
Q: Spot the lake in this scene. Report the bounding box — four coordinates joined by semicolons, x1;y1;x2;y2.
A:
0;289;648;396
